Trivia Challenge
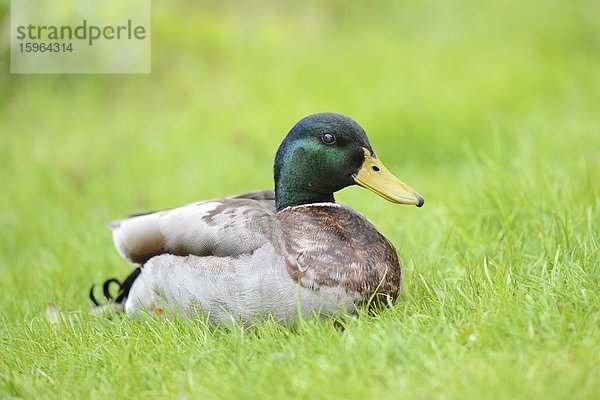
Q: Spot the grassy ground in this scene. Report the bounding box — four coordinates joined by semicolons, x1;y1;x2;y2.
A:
1;1;599;398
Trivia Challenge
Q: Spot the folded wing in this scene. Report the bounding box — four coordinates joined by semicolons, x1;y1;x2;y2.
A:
110;190;278;265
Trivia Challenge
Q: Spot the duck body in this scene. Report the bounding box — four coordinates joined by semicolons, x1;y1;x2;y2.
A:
116;191;401;323
93;113;422;323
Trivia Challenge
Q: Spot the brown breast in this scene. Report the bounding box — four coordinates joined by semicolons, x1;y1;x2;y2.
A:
277;204;403;304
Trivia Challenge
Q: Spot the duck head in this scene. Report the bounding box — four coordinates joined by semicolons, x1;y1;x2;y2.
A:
274;113;424;211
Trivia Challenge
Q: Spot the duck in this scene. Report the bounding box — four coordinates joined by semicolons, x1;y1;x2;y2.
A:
90;113;424;323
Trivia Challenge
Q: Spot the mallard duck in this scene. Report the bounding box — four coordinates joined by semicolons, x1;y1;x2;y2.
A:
90;113;423;323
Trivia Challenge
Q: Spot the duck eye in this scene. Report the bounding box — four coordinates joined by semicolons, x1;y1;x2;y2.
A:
321;133;336;145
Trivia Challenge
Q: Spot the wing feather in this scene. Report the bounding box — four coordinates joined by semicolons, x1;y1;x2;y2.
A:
110;191;278;265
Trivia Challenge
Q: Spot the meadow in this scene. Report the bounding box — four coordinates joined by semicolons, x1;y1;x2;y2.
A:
0;1;599;398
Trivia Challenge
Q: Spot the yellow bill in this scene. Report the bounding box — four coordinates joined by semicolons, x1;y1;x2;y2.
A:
353;148;424;207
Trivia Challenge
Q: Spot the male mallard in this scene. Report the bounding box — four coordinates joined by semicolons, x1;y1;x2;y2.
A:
90;113;423;323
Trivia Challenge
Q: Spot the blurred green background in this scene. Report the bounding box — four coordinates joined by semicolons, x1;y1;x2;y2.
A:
0;0;599;398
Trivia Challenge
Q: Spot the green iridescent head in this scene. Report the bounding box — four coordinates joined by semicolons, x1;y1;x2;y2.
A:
273;113;424;211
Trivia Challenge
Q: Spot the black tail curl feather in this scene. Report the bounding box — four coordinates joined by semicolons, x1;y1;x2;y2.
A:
89;267;142;307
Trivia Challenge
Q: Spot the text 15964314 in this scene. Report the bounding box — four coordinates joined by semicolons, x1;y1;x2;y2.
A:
18;43;74;53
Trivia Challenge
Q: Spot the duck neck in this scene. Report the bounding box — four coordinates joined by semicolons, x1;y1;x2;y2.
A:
273;139;336;210
275;181;335;211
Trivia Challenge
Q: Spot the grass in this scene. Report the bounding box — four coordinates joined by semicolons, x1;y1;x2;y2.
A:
1;0;599;398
